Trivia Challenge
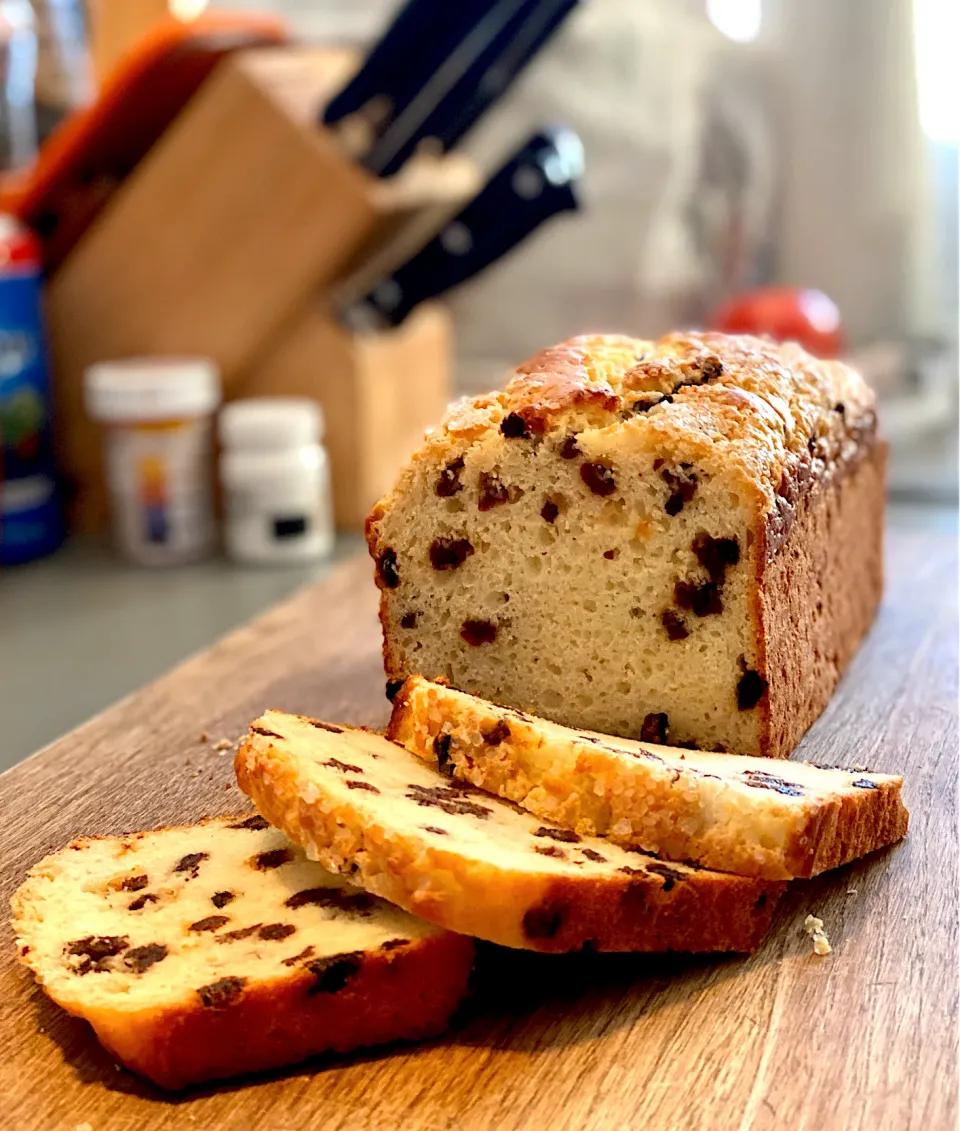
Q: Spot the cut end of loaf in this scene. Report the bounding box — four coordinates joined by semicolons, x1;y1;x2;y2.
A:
373;444;762;751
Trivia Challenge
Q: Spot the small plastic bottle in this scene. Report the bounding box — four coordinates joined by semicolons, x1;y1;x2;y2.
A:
84;357;220;566
219;398;334;566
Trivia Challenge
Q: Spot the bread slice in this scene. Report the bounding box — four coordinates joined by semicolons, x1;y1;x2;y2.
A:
387;676;909;880
11;815;474;1090
366;331;884;758
235;711;783;955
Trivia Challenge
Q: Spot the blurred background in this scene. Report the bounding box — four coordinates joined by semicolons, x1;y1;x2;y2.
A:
0;0;957;766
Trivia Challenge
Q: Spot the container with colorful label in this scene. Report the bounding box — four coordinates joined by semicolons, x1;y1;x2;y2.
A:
0;213;63;565
83;357;220;566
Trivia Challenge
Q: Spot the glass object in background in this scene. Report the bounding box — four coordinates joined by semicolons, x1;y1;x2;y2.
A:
219;398;334;567
0;213;63;564
31;0;93;142
84;357;220;566
0;0;37;169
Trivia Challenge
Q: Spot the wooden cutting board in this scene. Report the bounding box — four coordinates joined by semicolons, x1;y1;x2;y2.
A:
0;531;956;1131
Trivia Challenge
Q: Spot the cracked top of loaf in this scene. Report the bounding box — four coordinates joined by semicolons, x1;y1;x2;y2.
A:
377;331;876;533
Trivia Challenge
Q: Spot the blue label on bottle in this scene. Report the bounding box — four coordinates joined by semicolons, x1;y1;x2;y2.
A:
0;265;63;564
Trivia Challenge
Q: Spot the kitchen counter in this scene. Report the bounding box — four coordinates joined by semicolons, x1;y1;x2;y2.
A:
0;535;363;772
0;503;954;773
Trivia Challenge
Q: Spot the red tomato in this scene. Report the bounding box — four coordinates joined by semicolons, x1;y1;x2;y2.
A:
708;287;844;358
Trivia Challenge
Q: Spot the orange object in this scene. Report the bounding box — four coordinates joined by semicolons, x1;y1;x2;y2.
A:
0;12;287;273
87;0;200;84
708;286;845;358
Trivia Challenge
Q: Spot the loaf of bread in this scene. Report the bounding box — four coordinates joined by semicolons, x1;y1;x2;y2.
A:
236;711;783;954
11;815;474;1089
388;676;909;880
366;331;883;758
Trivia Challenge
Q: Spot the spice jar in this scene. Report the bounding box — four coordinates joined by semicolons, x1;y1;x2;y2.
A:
84;357;220;565
218;398;334;566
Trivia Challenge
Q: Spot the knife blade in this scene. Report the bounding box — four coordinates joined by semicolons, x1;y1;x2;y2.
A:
345;127;583;331
365;0;580;177
322;0;517;139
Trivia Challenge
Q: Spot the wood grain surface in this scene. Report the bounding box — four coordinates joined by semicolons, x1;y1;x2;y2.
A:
0;531;956;1131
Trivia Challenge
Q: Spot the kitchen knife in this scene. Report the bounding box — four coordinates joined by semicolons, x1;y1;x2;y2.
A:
345;127;583;331
365;0;580;177
322;0;517;137
421;0;580;158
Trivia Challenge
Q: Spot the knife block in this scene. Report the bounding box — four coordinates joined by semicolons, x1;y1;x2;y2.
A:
43;46;475;531
233;302;452;531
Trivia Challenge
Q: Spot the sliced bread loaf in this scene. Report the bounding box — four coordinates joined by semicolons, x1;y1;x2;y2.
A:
366;331;883;758
387;676;909;880
235;712;783;954
12;815;474;1089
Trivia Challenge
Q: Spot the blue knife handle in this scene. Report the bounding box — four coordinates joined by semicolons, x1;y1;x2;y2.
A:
360;129;582;326
322;0;497;127
365;0;579;177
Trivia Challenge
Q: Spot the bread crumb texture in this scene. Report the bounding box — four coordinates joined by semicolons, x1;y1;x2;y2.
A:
803;913;833;956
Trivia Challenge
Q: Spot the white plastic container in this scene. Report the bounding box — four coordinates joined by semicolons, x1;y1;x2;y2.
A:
84;357;220;566
218;398;334;566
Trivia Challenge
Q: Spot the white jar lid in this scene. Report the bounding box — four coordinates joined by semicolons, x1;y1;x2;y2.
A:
220;444;324;491
219;397;324;449
84;358;221;423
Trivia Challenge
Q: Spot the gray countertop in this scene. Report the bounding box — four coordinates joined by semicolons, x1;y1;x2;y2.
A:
1;504;955;773
0;535;363;772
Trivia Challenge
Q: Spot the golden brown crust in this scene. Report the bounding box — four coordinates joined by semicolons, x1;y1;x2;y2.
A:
758;441;887;759
366;331;877;562
236;714;783;955
81;932;473;1090
387;676;908;880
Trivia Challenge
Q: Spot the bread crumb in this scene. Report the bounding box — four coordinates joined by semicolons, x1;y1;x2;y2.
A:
213;738;235;752
199;731;208;743
76;1123;93;1131
803;913;832;956
853;764;867;771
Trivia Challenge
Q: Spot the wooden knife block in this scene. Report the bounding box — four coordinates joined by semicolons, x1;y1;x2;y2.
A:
44;46;474;531
234;303;451;531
